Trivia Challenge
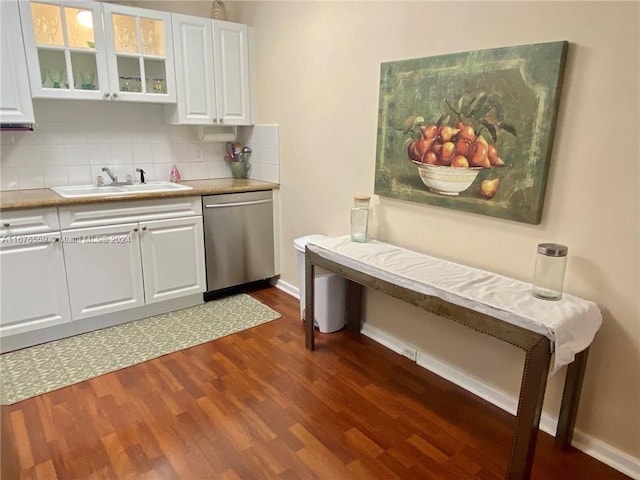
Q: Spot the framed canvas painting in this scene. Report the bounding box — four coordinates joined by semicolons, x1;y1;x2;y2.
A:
374;41;568;224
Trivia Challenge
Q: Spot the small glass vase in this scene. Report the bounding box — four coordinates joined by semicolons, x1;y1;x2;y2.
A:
231;161;250;179
211;0;227;20
350;195;371;243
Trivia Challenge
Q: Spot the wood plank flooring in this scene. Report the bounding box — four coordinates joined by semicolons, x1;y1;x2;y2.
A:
1;285;629;479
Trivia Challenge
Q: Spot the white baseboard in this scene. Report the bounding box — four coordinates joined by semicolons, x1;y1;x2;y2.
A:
361;323;640;479
272;278;299;299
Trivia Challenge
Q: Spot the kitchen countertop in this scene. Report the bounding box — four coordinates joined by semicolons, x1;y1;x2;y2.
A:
0;179;280;211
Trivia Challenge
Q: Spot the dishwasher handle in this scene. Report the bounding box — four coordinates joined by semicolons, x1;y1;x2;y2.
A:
204;199;272;209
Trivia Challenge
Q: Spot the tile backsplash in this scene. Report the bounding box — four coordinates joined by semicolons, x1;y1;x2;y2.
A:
0;99;279;190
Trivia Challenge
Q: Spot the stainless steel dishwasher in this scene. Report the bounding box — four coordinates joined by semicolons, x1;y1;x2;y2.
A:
202;190;275;293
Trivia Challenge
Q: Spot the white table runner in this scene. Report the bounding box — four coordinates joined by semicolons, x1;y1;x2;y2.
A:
308;236;602;374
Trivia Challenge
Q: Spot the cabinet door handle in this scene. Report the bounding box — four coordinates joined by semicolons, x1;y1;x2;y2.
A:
219;118;224;124
104;92;110;98
213;118;218;124
2;223;9;228
112;92;119;98
133;227;138;232
53;237;60;243
142;226;147;231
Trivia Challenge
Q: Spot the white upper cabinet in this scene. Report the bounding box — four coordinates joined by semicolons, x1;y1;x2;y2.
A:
18;0;176;103
19;0;109;100
168;14;216;124
0;0;35;123
101;2;176;103
213;20;251;125
166;15;251;125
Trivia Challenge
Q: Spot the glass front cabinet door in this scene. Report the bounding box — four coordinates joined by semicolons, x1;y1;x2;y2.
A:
101;2;176;103
19;1;176;103
19;0;108;100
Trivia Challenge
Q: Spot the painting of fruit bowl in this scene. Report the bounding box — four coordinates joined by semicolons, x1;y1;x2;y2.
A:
374;41;568;224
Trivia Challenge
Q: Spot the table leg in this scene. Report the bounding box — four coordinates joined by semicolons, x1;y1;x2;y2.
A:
345;280;363;332
507;338;551;480
555;347;589;448
305;252;315;351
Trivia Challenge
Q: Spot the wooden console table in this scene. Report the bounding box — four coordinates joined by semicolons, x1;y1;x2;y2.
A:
304;238;601;480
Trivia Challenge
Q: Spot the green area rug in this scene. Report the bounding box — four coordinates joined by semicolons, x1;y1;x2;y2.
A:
0;294;280;405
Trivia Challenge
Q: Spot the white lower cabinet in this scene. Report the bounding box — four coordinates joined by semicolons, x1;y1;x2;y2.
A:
62;223;145;320
0;232;71;336
59;197;206;321
140;216;206;304
1;198;206;351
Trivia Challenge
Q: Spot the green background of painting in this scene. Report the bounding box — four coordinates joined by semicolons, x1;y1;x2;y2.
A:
374;41;568;224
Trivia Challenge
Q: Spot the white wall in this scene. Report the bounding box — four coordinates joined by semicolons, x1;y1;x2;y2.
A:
231;0;639;470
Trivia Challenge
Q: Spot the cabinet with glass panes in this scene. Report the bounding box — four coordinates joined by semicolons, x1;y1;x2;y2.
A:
19;1;176;103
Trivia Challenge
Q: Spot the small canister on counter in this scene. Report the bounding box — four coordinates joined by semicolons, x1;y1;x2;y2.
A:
532;243;568;300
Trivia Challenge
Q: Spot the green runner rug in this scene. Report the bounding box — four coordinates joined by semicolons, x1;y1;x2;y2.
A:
0;294;280;405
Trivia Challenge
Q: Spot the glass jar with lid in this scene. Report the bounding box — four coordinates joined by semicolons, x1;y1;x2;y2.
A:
350;195;371;243
532;243;568;300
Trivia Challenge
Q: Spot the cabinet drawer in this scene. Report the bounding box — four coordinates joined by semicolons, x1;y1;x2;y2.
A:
58;197;202;229
0;207;60;235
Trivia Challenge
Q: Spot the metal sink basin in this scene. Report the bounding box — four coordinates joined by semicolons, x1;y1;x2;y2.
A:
51;181;193;198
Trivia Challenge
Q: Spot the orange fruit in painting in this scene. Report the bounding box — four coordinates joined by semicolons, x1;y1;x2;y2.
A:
420;124;438;140
469;142;490;168
438;125;459;142
438;141;455;166
422;151;438;165
480;178;500;199
488;145;505;166
415;138;434;159
475;134;489;149
407;141;418;161
459;125;475;141
451;155;469;168
454;138;470;157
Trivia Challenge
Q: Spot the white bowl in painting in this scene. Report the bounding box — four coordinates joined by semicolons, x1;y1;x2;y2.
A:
415;163;481;196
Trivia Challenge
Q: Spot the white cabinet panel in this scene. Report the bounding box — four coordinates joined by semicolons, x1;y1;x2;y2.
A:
62;223;144;319
58;197;202;229
166;16;250;125
0;207;60;235
0;232;71;336
0;0;35;123
140;216;206;304
170;14;216;124
214;20;250;125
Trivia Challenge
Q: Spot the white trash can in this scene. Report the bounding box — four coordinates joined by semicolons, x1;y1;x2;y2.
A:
294;235;346;333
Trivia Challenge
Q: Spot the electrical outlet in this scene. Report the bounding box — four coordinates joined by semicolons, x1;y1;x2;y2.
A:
401;348;417;361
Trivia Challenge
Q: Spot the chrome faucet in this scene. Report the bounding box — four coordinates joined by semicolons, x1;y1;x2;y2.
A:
101;167;117;184
101;167;133;186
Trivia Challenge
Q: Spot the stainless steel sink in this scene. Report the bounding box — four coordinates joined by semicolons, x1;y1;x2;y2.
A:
51;181;193;198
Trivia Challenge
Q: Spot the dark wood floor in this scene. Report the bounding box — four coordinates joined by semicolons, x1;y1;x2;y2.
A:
1;285;629;479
